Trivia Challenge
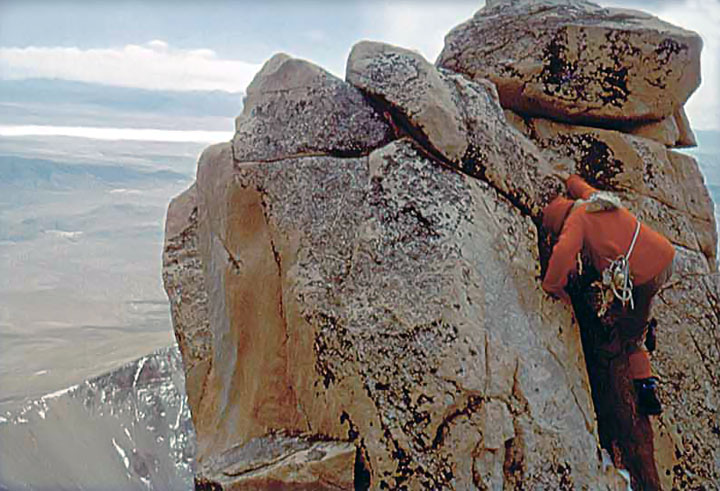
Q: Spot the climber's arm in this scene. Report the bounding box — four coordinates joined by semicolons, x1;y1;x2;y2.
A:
542;213;584;303
567;174;597;200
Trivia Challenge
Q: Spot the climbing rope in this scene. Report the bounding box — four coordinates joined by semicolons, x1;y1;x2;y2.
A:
602;220;642;310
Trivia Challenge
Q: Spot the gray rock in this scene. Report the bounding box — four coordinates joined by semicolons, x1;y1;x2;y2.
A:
346;41;560;217
346;41;468;163
437;0;702;125
162;184;212;423
169;137;629;488
232;53;393;162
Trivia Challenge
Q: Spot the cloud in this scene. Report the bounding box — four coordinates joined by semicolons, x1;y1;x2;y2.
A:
0;41;262;93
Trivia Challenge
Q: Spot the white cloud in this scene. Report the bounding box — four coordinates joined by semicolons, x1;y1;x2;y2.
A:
0;41;262;93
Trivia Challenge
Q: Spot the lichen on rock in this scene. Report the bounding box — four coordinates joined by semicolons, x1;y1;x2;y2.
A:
437;0;702;126
233;53;394;163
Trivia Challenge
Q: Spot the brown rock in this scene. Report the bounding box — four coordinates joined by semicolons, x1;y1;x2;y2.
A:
626;107;697;148
437;0;702;125
346;41;561;216
167;136;629;488
506;112;717;265
627;115;681;147
673;106;698;147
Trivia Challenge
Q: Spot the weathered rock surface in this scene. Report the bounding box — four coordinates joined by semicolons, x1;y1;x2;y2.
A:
628;114;680;148
172;135;628;488
163;184;212;424
650;265;720;489
197;434;356;490
233;53;393;162
626;108;697;148
347;41;468;163
505;112;718;265
162;4;719;490
347;41;560;216
437;0;702;126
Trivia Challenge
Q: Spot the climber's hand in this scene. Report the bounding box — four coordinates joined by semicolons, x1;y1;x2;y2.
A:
549;160;572;183
550;166;571;183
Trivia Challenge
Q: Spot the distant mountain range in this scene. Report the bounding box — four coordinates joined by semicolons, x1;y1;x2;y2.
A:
0;78;243;130
0;155;187;187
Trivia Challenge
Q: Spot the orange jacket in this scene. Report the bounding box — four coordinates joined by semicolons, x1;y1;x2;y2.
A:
542;175;675;301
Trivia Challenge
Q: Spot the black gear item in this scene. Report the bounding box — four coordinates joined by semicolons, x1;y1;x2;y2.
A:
645;318;657;352
634;377;662;415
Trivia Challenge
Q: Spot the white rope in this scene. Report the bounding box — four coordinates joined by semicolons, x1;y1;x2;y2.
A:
626;219;641;261
605;220;641;309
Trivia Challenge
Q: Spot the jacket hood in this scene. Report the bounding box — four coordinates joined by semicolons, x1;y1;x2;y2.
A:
543;197;574;235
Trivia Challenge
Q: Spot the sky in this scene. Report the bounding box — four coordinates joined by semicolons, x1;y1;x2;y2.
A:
0;0;718;129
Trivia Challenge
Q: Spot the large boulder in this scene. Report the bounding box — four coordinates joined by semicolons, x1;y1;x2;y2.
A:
233;53;394;162
162;5;719;489
437;0;702;126
347;41;560;216
167;134;628;488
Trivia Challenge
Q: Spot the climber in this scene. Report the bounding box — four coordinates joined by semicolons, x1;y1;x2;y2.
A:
541;171;675;416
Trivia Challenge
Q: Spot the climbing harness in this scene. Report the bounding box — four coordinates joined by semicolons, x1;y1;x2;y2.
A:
597;219;642;315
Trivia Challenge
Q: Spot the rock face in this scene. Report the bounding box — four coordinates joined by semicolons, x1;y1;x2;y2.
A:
233;53;393;162
504;113;717;265
347;41;560;216
162;1;719;489
437;0;702;128
166;133;628;488
163;184;212;423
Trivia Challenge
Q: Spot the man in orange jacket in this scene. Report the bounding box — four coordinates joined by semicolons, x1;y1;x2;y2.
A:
542;173;675;415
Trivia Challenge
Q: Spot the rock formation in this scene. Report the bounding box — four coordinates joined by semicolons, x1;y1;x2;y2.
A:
437;0;702;130
163;0;719;489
